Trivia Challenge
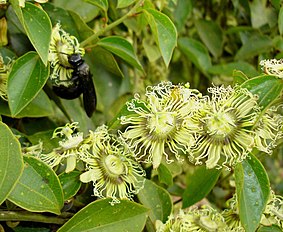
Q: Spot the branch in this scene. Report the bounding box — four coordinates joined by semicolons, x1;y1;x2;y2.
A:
80;0;144;47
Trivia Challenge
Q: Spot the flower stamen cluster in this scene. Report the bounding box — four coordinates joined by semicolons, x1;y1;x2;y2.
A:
156;206;229;232
260;58;283;78
79;125;145;204
36;122;84;173
48;23;84;86
120;81;202;169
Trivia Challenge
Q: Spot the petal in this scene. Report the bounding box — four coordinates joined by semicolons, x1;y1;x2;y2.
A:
152;141;165;169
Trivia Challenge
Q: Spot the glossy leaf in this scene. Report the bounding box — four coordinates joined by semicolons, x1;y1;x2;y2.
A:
7;52;49;116
8;156;64;215
195;19;223;58
10;1;51;65
235;35;273;60
117;0;136;8
0;122;24;205
84;0;108;12
235;154;270;232
144;8;177;67
57;199;148;232
157;163;173;186
0;91;53;118
59;171;82;200
182;165;221;208
178;37;212;74
241;75;283;109
97;36;143;71
137;179;172;223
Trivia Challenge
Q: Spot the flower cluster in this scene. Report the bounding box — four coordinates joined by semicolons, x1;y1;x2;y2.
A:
48;23;84;86
156;206;230;232
25;123;145;203
120;82;281;170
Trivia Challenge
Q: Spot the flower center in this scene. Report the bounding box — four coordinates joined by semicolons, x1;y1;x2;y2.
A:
104;155;124;176
147;111;177;139
205;110;236;141
56;41;72;67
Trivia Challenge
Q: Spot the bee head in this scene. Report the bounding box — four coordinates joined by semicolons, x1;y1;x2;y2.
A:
68;54;84;67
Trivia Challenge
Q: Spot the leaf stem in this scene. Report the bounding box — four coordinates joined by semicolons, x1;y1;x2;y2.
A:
0;211;69;224
80;0;144;47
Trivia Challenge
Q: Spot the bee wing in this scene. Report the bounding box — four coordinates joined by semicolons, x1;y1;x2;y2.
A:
80;69;97;117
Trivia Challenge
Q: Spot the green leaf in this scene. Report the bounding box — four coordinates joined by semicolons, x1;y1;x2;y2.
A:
53;0;100;22
207;61;258;78
43;3;94;41
28;130;58;154
84;0;108;12
138;179;172;223
195;19;223;58
278;7;283;35
235;35;273;60
249;0;272;28
57;199;148;232
157;163;173;186
0;91;53;118
178;37;212;75
0;122;24;205
91;46;123;78
8;156;64;215
182;166;221;208
59;171;82;201
7;52;49;117
117;0;136;8
173;0;192;32
97;36;143;71
234;154;270;232
144;8;177;67
257;225;282;232
10;1;52;65
241;75;283;109
233;70;249;85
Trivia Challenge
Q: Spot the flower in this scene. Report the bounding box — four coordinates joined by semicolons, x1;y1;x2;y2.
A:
260;59;283;78
0;55;10;101
48;23;84;86
188;85;260;170
222;194;245;231
37;122;84;173
79;125;145;204
156;206;228;232
120;81;201;169
261;190;283;229
254;105;283;154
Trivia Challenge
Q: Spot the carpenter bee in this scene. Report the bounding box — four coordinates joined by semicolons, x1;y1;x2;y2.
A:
52;54;97;117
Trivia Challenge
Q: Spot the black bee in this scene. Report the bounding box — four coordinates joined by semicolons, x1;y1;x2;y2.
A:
52;54;97;117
